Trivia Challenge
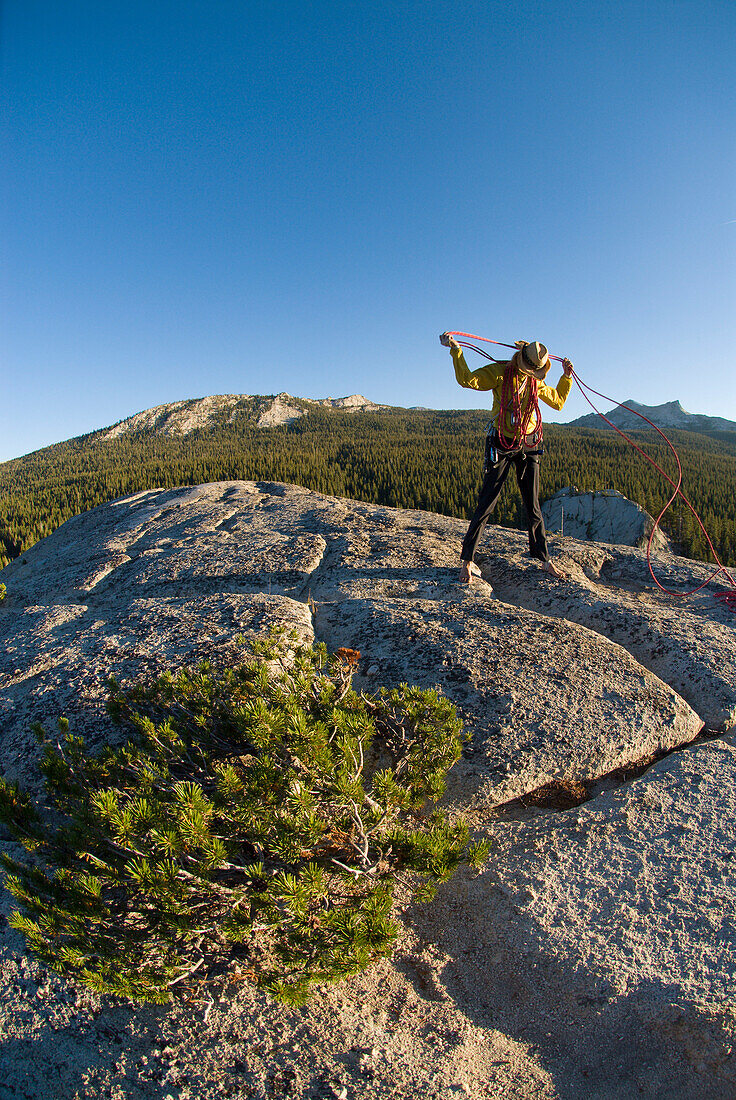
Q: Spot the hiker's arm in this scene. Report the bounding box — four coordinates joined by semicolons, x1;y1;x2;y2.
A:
451;345;500;391
538;362;573;410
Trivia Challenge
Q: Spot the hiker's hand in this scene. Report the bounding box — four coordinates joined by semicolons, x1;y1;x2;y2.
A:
440;333;459;350
562;358;573;377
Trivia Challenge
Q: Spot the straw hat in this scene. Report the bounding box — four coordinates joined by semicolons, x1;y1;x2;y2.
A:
512;340;550;381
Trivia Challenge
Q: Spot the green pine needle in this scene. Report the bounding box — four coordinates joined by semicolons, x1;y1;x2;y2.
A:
0;631;488;1005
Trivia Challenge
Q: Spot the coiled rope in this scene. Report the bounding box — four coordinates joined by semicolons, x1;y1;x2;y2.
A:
498;365;542;450
444;331;736;611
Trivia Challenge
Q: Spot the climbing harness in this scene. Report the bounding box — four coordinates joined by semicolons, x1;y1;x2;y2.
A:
442;331;736;612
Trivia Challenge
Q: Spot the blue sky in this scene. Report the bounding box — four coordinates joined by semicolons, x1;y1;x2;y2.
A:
2;0;735;461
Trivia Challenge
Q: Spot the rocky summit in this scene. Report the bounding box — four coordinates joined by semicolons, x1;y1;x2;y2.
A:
1;481;735;1099
569;398;736;434
102;392;384;439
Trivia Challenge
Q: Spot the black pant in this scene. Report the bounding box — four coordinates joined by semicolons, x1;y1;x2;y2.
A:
461;438;549;563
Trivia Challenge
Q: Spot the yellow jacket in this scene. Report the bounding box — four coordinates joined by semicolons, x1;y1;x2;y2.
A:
451;346;572;437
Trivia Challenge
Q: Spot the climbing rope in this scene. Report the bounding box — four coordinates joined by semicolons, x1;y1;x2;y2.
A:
444;331;736;611
498;363;542;450
443;331;545;450
443;330;567;363
571;371;736;609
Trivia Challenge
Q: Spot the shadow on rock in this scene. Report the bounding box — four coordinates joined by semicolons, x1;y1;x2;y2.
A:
407;866;736;1100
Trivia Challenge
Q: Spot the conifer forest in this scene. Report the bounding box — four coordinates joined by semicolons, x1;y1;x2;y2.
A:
1;401;735;571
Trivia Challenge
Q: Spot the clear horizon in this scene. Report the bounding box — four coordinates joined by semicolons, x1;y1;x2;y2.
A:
3;1;735;463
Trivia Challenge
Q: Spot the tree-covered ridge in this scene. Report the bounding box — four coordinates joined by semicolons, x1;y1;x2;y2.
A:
1;404;735;569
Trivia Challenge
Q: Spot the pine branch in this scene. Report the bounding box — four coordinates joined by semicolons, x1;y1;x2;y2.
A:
1;635;480;1005
167;955;206;987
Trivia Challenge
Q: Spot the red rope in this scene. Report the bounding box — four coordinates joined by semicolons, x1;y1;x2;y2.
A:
571;371;736;605
454;339;500;362
446;331;736;611
498;365;542;450
444;330;567;363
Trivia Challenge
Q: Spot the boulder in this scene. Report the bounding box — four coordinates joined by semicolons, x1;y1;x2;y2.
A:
541;486;670;552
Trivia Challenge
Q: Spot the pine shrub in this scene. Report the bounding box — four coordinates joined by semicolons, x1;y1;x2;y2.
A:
0;630;488;1005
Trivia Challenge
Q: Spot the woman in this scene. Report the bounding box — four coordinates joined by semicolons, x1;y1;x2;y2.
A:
441;334;573;584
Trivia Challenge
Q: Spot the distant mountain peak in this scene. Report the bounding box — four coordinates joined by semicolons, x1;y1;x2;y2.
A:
568;398;736;434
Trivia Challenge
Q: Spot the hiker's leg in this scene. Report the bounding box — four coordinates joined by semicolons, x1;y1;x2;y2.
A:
460;453;511;563
516;453;549;562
